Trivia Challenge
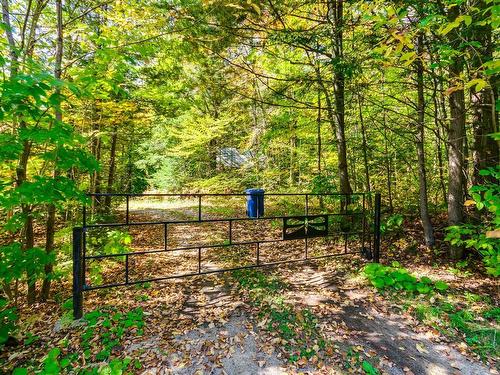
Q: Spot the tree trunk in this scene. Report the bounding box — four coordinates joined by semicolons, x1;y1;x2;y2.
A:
328;0;352;198
415;34;435;247
383;121;394;213
470;1;499;184
358;93;371;205
104;126;118;213
446;5;466;259
41;0;63;301
17;135;36;304
431;82;448;205
1;0;18;75
317;90;322;175
289;120;299;184
91;108;102;213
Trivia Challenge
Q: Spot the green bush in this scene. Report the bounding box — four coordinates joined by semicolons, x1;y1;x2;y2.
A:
363;262;448;294
0;297;17;345
12;307;144;374
445;167;500;277
380;214;404;235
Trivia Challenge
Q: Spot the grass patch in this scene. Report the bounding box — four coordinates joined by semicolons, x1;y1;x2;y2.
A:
410;302;499;359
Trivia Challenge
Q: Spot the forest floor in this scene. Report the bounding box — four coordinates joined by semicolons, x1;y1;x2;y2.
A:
1;203;498;374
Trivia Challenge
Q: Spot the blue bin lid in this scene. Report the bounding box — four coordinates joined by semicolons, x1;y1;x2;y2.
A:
245;188;265;194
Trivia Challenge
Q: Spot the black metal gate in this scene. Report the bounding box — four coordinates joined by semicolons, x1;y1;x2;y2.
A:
73;192;381;318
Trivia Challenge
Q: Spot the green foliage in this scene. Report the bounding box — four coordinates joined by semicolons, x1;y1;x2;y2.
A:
86;229;132;284
12;307;144;374
0;61;98;302
380;214;404;235
0;242;55;285
310;174;337;195
412;302;499;359
445;167;500;276
362;360;380;375
363;262;449;294
0;297;17;345
81;308;144;362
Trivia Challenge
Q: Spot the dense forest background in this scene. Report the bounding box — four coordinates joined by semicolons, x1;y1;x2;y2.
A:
0;0;499;365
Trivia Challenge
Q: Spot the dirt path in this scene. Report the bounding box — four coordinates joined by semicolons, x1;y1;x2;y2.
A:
284;264;490;375
118;262;492;375
94;207;493;374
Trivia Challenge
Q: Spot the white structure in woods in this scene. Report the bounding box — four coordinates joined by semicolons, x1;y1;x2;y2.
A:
216;147;255;168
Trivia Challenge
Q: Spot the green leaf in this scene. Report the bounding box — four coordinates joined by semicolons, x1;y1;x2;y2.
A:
420;276;432;284
434;281;449;291
371;277;385;289
416;283;431;294
362;360;380;375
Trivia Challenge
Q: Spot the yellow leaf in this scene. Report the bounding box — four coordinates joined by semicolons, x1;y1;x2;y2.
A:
475;79;489;92
441;21;460;35
464;199;476;207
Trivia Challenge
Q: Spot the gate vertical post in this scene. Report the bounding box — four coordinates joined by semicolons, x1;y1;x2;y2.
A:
373;193;381;263
73;227;84;319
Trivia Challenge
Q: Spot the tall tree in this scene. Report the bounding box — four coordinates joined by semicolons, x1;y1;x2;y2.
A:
445;3;466;259
415;32;434;246
41;0;64;301
327;0;352;196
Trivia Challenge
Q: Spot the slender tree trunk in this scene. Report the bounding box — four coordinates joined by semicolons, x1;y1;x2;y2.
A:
415;34;435;246
289;120;299;184
104;126;118;213
41;0;63;301
431;81;448;204
17;136;36;304
358;93;371;205
327;0;352;198
446;5;466;259
435;125;447;204
470;1;499;184
463;126;470;194
383;121;394;213
91;109;102;213
317;91;322;175
1;0;18;75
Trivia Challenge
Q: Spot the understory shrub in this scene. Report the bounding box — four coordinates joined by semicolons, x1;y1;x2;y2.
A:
12;307;144;374
445;167;500;277
363;262;449;293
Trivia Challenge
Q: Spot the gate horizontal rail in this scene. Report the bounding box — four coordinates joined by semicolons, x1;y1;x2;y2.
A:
83;212;365;228
73;192;381;319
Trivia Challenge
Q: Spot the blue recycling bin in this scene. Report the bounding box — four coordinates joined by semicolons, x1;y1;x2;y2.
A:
245;188;265;218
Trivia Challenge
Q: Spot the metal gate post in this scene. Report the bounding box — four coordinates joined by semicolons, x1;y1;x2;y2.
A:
73;227;84;319
373;193;381;263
